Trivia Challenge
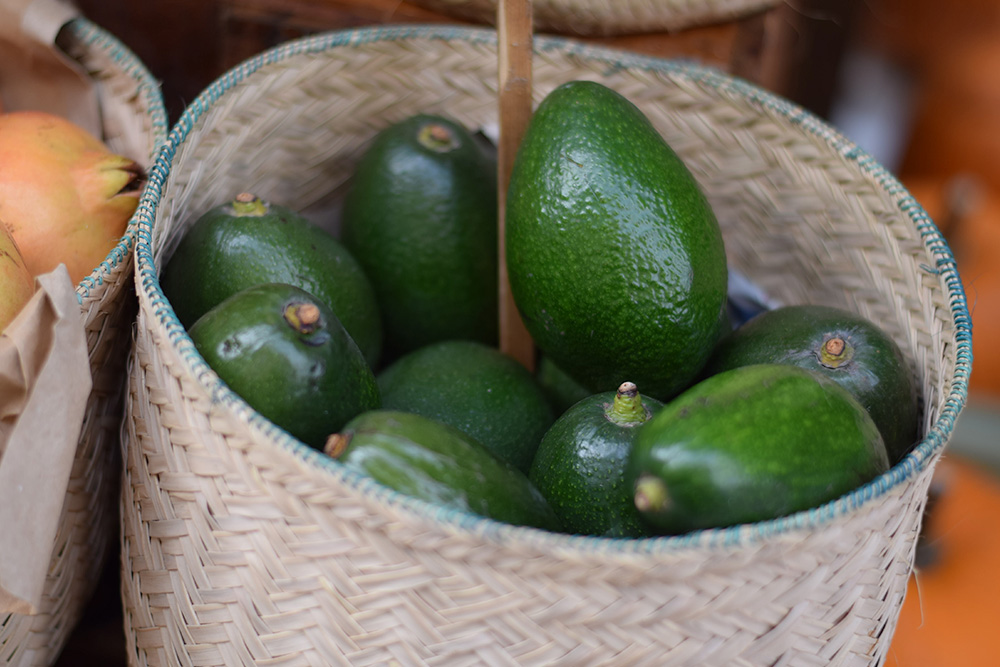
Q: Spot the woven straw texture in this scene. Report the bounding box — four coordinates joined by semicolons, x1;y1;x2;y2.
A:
121;26;970;667
0;18;168;667
408;0;782;35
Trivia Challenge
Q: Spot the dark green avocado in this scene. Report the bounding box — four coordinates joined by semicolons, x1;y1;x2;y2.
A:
187;282;380;449
340;114;498;361
528;382;664;538
627;363;890;535
161;192;383;367
505;80;728;401
535;355;592;418
703;304;919;463
326;410;562;532
376;340;554;473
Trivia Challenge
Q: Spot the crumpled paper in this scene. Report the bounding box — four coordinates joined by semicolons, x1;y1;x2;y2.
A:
0;266;91;614
0;0;100;615
0;0;100;136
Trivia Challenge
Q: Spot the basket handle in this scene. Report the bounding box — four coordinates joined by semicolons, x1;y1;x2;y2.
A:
497;0;536;371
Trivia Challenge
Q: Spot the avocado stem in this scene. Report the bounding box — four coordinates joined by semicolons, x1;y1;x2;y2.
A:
634;474;670;513
283;302;322;334
605;381;649;426
417;123;459;153
324;433;351;458
230;192;269;217
819;336;854;369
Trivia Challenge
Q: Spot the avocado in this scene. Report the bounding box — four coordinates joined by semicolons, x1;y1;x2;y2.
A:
188;282;380;450
376;340;554;473
703;304;919;463
627;364;890;535
505;80;728;401
161;193;383;367
529;382;664;538
535;355;592;417
326;410;562;531
340;114;498;361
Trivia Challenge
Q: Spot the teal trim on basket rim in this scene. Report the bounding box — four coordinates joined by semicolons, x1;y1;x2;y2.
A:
62;17;169;304
133;24;972;553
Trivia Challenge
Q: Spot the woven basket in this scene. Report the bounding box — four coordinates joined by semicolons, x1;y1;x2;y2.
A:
407;0;782;35
121;26;970;667
0;18;168;667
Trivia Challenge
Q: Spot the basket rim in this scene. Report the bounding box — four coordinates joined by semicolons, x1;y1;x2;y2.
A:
407;0;784;35
133;24;973;553
63;17;170;305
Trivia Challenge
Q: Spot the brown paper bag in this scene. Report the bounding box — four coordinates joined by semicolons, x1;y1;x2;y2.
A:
0;0;104;616
0;0;101;136
0;265;92;615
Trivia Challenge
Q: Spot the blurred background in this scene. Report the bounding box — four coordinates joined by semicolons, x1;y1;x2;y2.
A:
55;0;1000;664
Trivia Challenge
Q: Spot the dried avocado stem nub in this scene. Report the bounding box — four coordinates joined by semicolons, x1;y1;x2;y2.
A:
417;122;459;153
819;335;854;369
634;474;670;513
605;381;649;426
283;301;322;334
230;192;269;217
324;432;351;459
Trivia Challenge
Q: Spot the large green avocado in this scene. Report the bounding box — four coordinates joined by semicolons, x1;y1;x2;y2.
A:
188;282;380;450
376;340;554;474
161;193;383;368
529;382;663;538
627;364;890;535
340;114;498;361
326;410;562;531
505;80;728;401
703;304;919;464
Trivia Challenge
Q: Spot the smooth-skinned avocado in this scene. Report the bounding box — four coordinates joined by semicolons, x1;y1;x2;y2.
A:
188;282;380;450
161;193;383;367
528;382;664;538
340;114;498;361
627;364;890;535
376;340;554;473
326;410;562;531
703;304;919;464
505;80;728;401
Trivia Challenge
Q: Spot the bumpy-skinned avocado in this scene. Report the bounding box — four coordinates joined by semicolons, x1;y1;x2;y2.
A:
529;382;663;538
703;304;919;463
340;114;498;361
627;364;890;535
161;193;383;367
326;410;562;531
376;340;554;473
188;282;380;450
505;80;728;401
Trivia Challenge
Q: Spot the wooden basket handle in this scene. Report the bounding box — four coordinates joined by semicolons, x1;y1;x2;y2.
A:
497;0;536;371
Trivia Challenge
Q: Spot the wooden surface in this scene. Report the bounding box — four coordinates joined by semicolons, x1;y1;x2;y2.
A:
73;0;803;123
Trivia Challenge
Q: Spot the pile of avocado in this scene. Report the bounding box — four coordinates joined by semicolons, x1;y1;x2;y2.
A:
161;80;918;539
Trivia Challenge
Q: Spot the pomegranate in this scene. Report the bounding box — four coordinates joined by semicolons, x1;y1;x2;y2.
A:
0;219;33;331
0;110;145;284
